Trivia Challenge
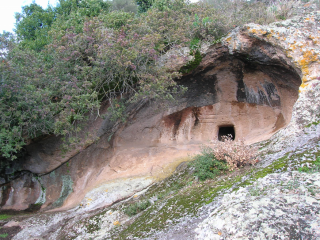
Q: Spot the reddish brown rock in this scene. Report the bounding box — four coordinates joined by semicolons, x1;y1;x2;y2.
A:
1;17;309;212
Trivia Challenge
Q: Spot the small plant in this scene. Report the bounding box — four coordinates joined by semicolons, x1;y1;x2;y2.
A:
210;135;258;171
124;200;151;217
298;165;310;173
248;185;261;196
191;146;229;181
0;214;9;220
179;50;203;74
0;233;8;238
307;186;316;196
299;157;320;173
109;99;128;123
191;135;258;181
157;192;165;200
86;216;102;234
189;38;200;51
285;178;300;190
314;157;320;171
170;182;183;191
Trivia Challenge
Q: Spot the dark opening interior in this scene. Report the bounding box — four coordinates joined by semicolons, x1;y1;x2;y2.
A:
218;126;235;141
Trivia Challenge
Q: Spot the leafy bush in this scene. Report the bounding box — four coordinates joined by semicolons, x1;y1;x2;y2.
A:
100;11;135;29
191;146;229;181
180;50;202;74
0;14;181;159
210;135;258;171
192;136;258;181
0;0;312;161
112;0;138;13
135;0;153;12
14;3;55;51
124;200;151;216
15;0;112;51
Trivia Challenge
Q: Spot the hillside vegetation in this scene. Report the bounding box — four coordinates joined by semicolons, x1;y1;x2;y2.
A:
0;0;316;162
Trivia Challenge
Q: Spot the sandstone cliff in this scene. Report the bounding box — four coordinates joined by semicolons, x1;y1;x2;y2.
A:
0;10;320;240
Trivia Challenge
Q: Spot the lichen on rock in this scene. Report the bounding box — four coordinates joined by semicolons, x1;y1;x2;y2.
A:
223;11;320;91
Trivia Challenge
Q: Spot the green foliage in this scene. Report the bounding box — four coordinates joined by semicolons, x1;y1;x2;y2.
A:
55;0;112;18
299;157;320;173
27;202;43;211
108;100;127;122
14;0;112;51
298;165;311;173
135;0;153;12
152;0;185;11
112;0;138;13
100;11;135;29
124;200;151;216
0;214;10;220
189;37;200;50
52;0;112;34
315;157;320;169
180;50;202;74
191;146;229;181
0;234;8;238
1;0;308;162
15;3;55;51
0;40;98;159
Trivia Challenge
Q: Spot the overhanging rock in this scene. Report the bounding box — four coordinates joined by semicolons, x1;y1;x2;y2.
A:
2;11;320;212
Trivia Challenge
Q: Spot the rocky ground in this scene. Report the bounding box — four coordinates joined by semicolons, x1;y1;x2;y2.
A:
1;137;320;240
196;171;320;240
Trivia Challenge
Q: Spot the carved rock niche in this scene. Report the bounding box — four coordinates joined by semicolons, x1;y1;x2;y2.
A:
160;46;301;145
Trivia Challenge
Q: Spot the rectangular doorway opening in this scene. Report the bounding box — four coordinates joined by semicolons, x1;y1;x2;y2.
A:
218;126;235;141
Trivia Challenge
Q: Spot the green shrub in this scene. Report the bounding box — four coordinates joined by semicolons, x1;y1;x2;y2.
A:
0;214;9;220
191;146;229;181
1;0;311;162
112;0;138;13
298;165;310;173
315;157;320;169
211;135;258;170
100;11;135;29
124;200;151;216
299;157;320;173
180;50;202;74
135;0;153;12
0;234;8;238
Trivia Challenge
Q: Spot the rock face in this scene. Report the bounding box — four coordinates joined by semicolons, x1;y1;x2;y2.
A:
164;44;300;145
194;11;320;240
2;11;319;213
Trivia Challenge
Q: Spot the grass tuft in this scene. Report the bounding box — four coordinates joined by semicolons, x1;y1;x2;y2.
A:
0;215;10;221
124;200;151;217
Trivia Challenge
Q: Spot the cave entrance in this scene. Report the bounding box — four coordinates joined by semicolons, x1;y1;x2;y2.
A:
218;126;235;141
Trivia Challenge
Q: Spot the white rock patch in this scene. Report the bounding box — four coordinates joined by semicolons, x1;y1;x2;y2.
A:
195;172;320;239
